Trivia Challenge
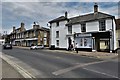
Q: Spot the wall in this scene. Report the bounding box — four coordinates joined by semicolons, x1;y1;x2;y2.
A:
72;24;81;34
116;29;120;48
86;21;99;32
50;20;68;49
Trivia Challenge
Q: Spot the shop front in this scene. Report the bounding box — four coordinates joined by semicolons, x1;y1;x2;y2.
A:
74;31;111;52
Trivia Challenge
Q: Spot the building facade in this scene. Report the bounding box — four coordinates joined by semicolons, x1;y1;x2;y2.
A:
8;22;50;47
49;4;116;52
116;19;120;48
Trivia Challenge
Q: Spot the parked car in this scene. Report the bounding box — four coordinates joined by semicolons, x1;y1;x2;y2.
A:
3;43;12;49
30;44;44;50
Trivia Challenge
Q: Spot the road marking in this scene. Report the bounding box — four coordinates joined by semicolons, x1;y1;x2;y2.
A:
1;53;36;79
83;67;119;79
52;60;110;76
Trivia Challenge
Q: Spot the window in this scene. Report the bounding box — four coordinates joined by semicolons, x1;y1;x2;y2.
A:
84;38;87;46
68;25;72;34
80;38;83;46
56;31;59;38
105;41;109;46
81;23;86;32
56;22;59;27
99;20;106;31
118;40;120;47
56;40;59;46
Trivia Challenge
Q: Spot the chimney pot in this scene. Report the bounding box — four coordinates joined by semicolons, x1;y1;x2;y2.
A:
65;11;68;18
94;3;98;13
13;26;16;33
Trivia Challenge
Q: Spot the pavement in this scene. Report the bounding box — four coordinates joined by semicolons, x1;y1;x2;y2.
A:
0;58;23;79
14;46;118;60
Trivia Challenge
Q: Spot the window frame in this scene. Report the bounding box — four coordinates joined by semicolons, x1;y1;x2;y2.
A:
99;20;106;31
68;25;72;34
119;40;120;47
56;22;59;27
56;40;59;46
56;31;59;38
105;41;109;46
81;23;86;32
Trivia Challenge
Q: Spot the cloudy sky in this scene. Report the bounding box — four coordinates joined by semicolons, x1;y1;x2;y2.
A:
1;0;119;34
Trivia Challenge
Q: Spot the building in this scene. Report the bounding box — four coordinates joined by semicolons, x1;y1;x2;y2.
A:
49;3;116;52
0;33;5;45
116;19;120;48
8;22;50;47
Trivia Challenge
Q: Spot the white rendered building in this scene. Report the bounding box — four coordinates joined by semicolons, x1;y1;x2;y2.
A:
49;4;116;52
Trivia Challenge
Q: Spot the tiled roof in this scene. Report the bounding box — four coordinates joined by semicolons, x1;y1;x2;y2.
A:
49;16;68;23
66;12;114;25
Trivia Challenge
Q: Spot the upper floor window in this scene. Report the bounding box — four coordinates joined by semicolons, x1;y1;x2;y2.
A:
81;23;86;32
99;20;106;31
56;22;59;27
68;25;72;34
56;31;59;38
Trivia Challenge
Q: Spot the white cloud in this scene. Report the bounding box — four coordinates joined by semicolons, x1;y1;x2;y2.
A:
2;0;120;2
2;2;118;34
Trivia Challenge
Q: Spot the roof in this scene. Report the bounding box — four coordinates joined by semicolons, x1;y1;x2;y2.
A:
116;19;120;30
49;16;68;23
66;12;114;26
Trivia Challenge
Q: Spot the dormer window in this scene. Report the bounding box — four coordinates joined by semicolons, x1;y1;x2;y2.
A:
56;22;59;27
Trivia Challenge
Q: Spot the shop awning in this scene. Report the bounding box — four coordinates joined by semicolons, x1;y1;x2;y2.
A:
25;38;38;41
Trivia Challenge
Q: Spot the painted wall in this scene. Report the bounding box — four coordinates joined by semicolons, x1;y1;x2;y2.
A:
116;29;120;48
50;20;68;49
72;24;81;34
86;21;99;32
106;19;112;30
50;18;116;50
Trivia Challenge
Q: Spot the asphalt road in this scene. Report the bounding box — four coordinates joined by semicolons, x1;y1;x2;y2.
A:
2;48;119;79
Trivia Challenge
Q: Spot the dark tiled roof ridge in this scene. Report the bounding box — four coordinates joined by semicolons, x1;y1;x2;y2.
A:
69;12;113;20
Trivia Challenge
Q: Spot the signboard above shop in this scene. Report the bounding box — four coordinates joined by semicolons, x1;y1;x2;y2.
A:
75;33;92;38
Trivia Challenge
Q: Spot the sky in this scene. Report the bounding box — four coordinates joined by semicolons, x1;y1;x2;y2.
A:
1;0;120;34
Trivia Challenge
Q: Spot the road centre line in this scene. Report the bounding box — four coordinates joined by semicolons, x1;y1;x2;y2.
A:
52;60;111;76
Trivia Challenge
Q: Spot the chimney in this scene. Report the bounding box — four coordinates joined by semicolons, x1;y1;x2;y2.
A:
94;3;98;13
13;26;16;33
21;22;25;31
33;22;40;29
65;11;68;18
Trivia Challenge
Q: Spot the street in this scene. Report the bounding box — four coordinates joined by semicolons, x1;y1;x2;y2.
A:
2;47;119;79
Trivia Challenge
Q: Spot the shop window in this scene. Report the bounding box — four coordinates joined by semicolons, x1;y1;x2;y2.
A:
118;41;120;47
81;23;86;32
99;20;106;31
105;41;109;46
56;40;59;46
80;38;83;46
84;38;87;46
